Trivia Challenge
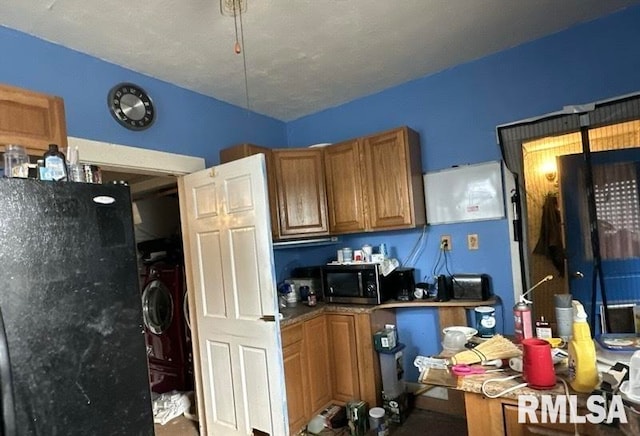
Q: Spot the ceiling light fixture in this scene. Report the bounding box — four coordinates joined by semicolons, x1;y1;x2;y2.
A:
220;0;250;110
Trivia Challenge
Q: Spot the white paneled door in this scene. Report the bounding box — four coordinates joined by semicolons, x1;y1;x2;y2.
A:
179;154;286;435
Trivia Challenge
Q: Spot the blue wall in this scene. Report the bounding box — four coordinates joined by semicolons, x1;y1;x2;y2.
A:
286;5;640;381
0;26;287;166
3;5;640;384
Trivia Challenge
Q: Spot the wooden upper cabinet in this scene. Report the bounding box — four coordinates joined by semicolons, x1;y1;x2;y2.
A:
219;143;280;240
362;126;425;230
0;83;68;156
219;125;425;239
272;148;329;238
324;139;368;233
324;126;426;234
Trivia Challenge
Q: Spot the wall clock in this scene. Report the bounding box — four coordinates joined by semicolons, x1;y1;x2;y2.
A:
108;83;155;131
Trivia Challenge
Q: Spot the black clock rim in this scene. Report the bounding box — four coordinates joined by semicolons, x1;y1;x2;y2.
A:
108;82;155;131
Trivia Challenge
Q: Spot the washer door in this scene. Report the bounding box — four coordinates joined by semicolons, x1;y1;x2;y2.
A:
142;279;174;334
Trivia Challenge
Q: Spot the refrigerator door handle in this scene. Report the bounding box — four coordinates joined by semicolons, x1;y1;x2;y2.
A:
0;307;16;436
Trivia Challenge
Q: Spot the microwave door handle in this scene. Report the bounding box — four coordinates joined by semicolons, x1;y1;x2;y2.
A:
357;272;363;296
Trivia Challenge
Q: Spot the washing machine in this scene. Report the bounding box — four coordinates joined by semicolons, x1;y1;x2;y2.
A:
141;260;192;393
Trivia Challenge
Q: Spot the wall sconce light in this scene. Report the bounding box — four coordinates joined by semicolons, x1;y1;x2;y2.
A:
540;161;557;183
545;170;557;182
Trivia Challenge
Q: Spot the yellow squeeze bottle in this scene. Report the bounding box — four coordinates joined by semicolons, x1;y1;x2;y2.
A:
567;300;599;393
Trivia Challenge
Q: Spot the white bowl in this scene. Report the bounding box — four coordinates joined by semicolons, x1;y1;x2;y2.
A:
442;326;478;341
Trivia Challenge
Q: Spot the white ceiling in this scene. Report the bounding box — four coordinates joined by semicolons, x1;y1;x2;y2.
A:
1;0;639;121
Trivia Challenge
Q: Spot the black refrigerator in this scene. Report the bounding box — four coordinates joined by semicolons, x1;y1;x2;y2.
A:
0;178;154;436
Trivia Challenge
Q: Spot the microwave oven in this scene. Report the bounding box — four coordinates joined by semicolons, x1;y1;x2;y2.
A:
321;264;395;304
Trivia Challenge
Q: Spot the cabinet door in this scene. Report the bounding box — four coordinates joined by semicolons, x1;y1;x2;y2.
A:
283;341;309;435
273;148;329;238
303;315;332;413
219;144;280;240
324;140;368;234
362;127;425;230
0;83;68;155
327;314;360;403
503;404;597;435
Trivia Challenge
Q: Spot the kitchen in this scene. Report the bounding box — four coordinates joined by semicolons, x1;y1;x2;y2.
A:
2;1;640;435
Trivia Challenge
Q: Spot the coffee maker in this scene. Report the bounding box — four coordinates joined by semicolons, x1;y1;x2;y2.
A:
383;267;416;301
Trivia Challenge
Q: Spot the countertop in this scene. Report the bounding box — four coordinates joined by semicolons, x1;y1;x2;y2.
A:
279;302;377;327
279;297;499;327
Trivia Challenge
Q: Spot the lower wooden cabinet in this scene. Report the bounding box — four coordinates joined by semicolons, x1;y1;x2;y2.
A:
282;340;309;434
465;392;598;436
281;315;331;435
503;404;598;435
281;311;384;434
326;312;381;409
303;315;332;412
326;314;360;402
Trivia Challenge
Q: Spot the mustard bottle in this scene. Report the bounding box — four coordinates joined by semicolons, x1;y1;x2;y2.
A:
567;300;599;393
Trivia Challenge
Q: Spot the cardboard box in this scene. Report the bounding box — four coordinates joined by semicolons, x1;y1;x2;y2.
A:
346;400;368;436
374;327;397;352
320;404;347;429
382;391;410;425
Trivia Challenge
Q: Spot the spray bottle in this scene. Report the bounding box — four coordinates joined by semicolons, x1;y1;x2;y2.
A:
567;300;599;393
513;275;553;343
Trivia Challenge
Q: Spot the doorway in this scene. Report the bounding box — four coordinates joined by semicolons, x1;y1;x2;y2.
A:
519;119;640;327
69;136;205;433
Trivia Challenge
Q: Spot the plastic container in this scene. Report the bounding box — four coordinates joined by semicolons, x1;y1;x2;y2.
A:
555;294;573;341
475;306;496;338
3;144;29;178
567;300;599;393
522;338;556;389
362;244;373;262
307;288;317;307
378;343;405;399
368;407;388;435
535;316;552;339
442;330;467;352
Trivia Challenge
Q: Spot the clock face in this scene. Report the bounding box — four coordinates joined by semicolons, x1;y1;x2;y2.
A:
108;83;155;131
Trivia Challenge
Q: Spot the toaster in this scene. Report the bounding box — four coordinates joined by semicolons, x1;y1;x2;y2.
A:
450;274;492;301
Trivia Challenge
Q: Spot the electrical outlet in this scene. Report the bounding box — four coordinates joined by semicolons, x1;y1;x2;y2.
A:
440;235;452;251
468;233;479;250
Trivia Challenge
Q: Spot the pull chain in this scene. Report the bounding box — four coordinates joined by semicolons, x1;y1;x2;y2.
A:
232;0;241;54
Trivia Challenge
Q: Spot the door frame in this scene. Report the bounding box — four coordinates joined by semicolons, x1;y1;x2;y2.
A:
68;136;206;176
69;135;208;420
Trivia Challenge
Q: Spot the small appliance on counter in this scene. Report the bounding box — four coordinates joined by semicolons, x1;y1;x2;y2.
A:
322;263;394;304
381;267;415;301
435;274;452;302
450;274;492;301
